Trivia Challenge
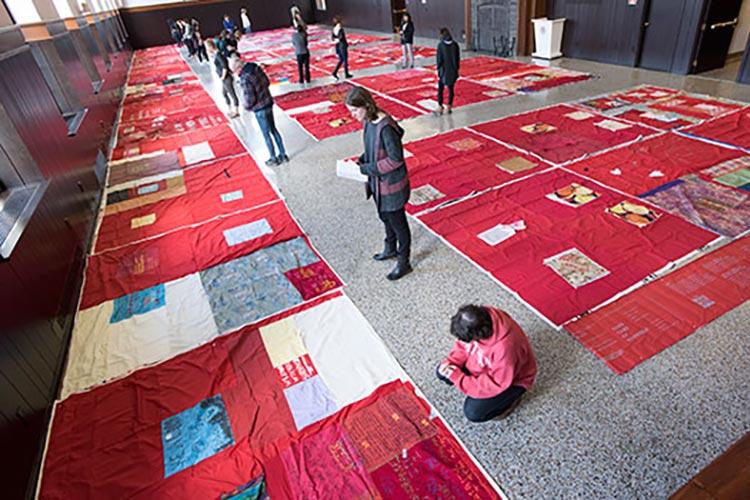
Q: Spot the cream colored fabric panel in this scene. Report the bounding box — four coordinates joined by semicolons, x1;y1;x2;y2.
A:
61;273;219;398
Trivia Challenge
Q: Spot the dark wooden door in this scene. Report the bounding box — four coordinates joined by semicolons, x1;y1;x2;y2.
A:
639;0;686;72
391;0;406;32
694;0;744;73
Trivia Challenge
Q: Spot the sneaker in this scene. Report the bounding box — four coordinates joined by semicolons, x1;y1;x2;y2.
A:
332;73;339;80
265;157;279;166
279;154;290;163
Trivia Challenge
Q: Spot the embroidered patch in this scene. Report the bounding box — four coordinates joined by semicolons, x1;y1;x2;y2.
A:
546;183;600;207
497;156;538;174
544;248;610;288
409;184;445;206
110;284;166;323
181;141;215;165
595;119;632;132
520;122;556;134
220;190;245;203
161;395;234;478
607;201;660;228
446;137;483;152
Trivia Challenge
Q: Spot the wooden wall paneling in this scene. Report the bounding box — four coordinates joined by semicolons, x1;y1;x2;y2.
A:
78;22;109;75
66;28;103;88
518;0;546;55
548;0;649;66
52;32;94;104
314;0;392;36
80;18;112;70
669;0;708;74
0;29;129;498
121;0;316;49
404;0;465;42
30;38;83;116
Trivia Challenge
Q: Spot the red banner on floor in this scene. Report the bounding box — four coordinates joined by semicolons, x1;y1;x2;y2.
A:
566;236;750;374
566;132;744;196
82;201;302;308
683;108;750;150
96;155;280;252
404;128;551;214
470;104;657;165
418;168;717;326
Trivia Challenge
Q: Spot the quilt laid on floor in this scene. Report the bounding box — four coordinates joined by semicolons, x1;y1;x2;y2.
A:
470;104;657;165
417;168;718;326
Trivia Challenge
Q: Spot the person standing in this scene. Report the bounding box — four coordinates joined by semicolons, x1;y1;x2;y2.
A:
435;27;460;115
230;54;289;166
240;8;252;35
400;12;415;68
331;16;352;80
222;14;236;33
182;19;196;57
292;24;310;84
192;20;208;63
437;305;537;423
346;87;412;281
206;40;239;118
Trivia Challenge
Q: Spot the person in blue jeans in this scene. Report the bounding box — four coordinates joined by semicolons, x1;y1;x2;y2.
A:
230;54;289;166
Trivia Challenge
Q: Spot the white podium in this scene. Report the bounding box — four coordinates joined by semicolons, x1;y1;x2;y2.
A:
532;18;566;59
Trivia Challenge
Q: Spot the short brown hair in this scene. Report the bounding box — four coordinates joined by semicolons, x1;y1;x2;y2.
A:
204;38;216;51
345;86;379;122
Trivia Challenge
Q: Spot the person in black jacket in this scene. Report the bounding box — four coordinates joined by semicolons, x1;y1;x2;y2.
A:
331;16;352;80
400;12;415;68
346;87;413;281
435;27;460;115
206;39;239;118
292;24;310;84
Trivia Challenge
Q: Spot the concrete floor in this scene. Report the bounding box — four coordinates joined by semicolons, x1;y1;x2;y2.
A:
186;34;750;499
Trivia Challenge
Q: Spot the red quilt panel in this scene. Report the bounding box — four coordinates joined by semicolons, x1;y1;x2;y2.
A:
418;169;717;326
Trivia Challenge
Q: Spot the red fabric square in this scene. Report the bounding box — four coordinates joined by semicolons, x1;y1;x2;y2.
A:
284;260;342;300
683;108;750;150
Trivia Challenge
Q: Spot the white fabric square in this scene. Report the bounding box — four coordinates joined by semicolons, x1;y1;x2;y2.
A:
223;218;273;246
61;274;219;398
295;295;407;408
181;141;215;165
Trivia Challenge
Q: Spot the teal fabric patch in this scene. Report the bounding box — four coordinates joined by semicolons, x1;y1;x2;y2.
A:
109;284;166;323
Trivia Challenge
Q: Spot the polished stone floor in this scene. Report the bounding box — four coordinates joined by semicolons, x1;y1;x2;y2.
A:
186;33;750;499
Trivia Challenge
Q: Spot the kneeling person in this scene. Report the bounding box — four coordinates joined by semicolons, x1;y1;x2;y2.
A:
437;304;537;422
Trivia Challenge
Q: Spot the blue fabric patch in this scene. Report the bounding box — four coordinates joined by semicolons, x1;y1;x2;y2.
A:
199;237;320;333
221;474;269;500
161;394;234;478
283;375;339;430
110;284;166;323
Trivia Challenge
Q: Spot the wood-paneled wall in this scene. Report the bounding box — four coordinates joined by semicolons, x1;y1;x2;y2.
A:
405;0;464;43
314;0;393;34
547;0;649;66
0;21;130;499
121;0;315;48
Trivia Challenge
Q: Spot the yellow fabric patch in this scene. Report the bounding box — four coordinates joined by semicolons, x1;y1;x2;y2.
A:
260;317;308;368
130;213;156;229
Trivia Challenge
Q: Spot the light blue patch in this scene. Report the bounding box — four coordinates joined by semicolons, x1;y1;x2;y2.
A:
161;394;234;478
283;375;338;430
110;284;166;323
199;237;320;333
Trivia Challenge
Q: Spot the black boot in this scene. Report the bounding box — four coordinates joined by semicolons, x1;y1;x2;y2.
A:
373;249;397;261
387;259;412;281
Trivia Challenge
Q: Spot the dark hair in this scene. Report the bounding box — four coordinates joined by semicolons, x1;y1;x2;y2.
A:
333;15;343;25
403;12;411;21
204;38;216;50
439;27;452;40
345;86;380;122
450;305;493;342
296;24;306;33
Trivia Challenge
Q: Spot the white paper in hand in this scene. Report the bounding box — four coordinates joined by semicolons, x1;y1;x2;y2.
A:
336;159;368;183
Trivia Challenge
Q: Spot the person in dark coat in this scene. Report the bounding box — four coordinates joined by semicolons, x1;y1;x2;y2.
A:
168;18;182;46
222;14;236;33
230;54;289;166
400;12;415;68
292;24;310;84
331;15;352;80
206;39;239;118
435;27;460;115
346;87;412;281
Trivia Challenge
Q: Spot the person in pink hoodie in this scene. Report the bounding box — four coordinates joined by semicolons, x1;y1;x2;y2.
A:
437;305;537;422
